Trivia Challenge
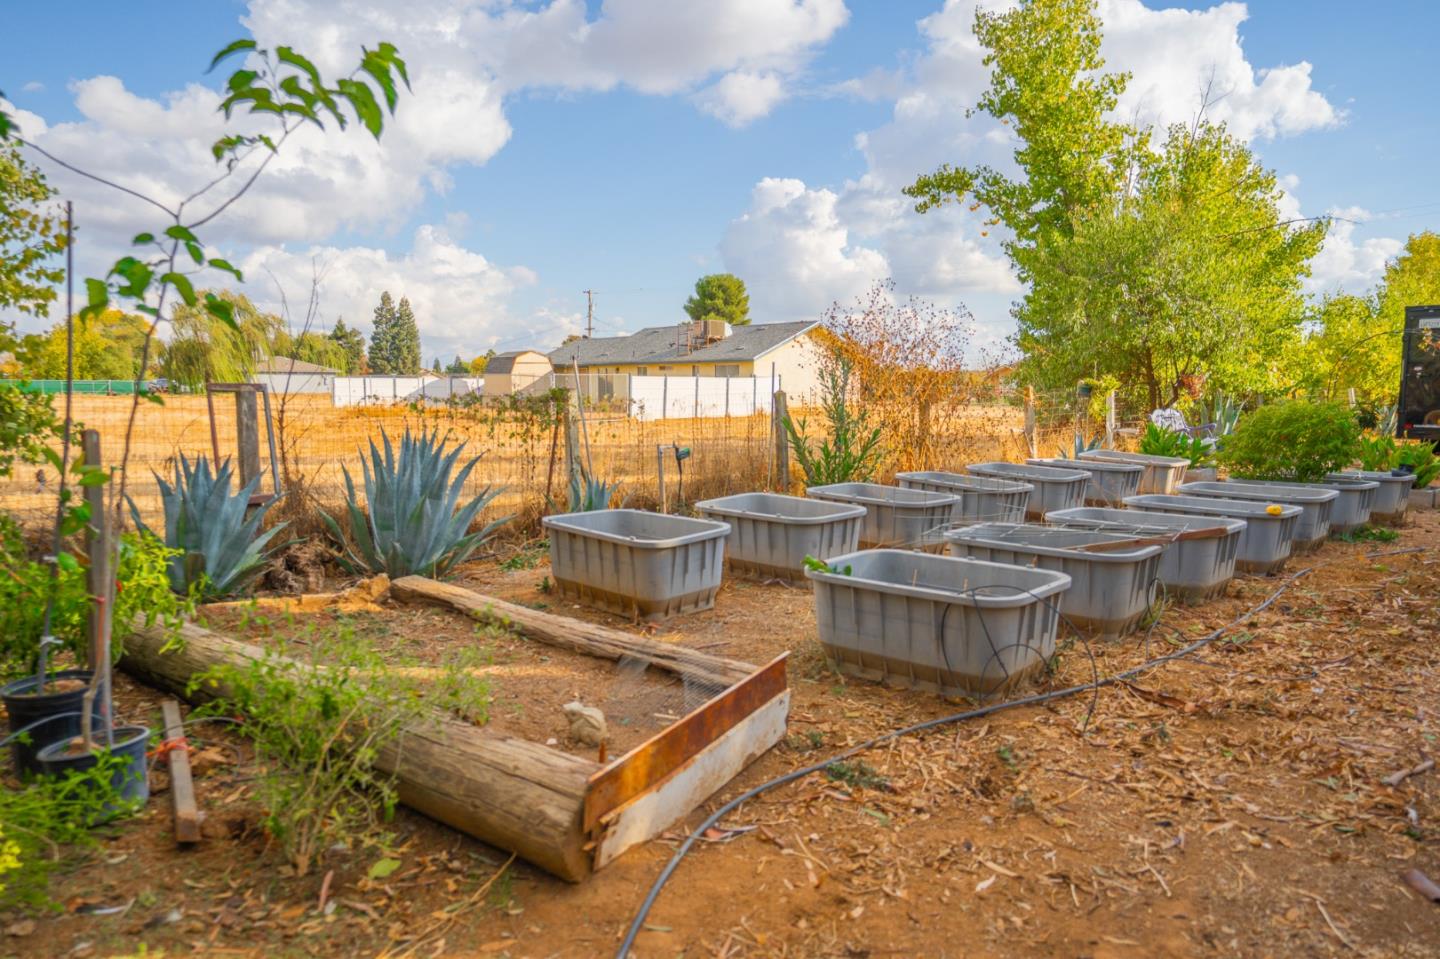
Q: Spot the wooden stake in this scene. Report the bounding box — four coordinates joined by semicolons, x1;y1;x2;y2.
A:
160;700;202;844
235;388;260;489
773;390;790;493
1024;386;1037;458
82;429;113;728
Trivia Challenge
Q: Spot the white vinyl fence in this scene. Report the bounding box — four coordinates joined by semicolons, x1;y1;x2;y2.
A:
331;375;482;407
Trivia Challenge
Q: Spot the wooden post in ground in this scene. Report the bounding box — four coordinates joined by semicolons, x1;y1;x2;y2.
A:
82;429;113;726
562;405;580;486
235;388;260;489
544;398;562;510
773;390;789;493
160;700;202;844
1023;386;1037;458
1105;390;1117;449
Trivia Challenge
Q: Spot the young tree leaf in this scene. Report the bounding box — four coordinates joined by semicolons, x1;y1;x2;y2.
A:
208;258;244;281
165;224;200;243
360;54;398;112
162;271;198;307
205;293;238;330
336;79;383;138
133;231;156;245
185;240;205;265
208;38;258;73
375;42;410;88
276;46;322;85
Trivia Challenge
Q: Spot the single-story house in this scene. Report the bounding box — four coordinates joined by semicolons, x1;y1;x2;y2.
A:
547;320;822;398
482;350;553;396
253;357;337;395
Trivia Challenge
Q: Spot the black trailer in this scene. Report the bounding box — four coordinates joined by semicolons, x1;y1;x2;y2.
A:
1399;305;1440;441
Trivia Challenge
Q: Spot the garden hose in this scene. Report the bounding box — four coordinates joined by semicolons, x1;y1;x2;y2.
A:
614;547;1426;958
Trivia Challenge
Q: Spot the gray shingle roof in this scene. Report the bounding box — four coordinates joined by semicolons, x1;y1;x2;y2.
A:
485;350;549;374
548;321;816;368
255;357;337;374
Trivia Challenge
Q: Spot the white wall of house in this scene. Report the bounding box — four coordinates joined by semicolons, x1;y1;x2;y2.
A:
753;333;822;404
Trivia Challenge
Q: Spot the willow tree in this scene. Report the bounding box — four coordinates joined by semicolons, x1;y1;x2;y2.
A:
905;0;1325;409
160;290;285;390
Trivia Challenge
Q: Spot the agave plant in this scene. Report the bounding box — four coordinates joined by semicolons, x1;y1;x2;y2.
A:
129;454;286;599
323;427;509;578
567;464;620;512
1057;433;1104;459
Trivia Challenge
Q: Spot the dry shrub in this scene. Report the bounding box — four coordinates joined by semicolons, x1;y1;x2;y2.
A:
823;280;1007;473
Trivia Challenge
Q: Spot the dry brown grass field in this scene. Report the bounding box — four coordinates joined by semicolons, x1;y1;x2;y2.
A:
0;393;1084;537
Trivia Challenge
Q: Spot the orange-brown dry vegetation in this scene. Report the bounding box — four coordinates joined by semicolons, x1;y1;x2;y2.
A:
5;510;1439;958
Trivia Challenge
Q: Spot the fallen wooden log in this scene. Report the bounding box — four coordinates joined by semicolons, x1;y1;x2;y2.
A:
390;575;754;689
122;619;600;882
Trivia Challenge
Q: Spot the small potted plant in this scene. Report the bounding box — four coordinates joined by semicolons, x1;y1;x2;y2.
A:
1138;423;1216;482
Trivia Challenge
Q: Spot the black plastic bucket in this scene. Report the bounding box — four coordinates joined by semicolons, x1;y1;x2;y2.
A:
36;724;151;819
1;670;103;777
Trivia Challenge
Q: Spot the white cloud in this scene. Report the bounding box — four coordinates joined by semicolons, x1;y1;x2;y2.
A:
697;71;788;127
1306;207;1402;295
720;178;888;320
1098;0;1341;141
717;0;1349;339
240;225;556;360
21;81;45;94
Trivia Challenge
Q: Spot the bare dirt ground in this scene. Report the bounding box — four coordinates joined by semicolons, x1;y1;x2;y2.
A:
4;510;1440;959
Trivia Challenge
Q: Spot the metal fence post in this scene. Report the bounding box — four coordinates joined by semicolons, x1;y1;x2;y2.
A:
1024;386;1037;458
1105;390;1116;448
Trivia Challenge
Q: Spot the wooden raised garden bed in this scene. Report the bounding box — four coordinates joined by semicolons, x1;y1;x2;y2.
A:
120;575;789;883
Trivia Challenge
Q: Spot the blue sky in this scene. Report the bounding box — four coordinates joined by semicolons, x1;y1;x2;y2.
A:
4;0;1437;364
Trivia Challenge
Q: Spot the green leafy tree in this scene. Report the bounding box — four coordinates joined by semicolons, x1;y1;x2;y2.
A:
445;354;468;374
684;273;751;326
905;0;1324;409
368;292;420;374
275;329;351;372
1021;122;1324;408
431;356;441;373
160;290;284;390
24;308;153;380
328;317;366;373
0;142;67;339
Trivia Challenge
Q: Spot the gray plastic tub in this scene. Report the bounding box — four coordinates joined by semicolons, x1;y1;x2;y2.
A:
1327;471;1417;526
1234;477;1378;535
1026;456;1143;506
1080;449;1190;495
806;549;1070;699
1045;506;1244;602
1412;487;1439;510
944;523;1162;638
542;509;730;622
895;471;1032;524
1178;481;1336;552
695;492;865;583
806;483;957;549
967;462;1088;519
1123;493;1300;574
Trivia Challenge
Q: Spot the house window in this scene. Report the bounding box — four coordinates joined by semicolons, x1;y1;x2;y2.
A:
635;366;648;376
714;364;741;378
691;365;700;376
658;365;671;373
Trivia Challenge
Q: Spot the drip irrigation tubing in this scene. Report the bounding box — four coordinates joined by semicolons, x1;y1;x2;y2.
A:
613;545;1427;958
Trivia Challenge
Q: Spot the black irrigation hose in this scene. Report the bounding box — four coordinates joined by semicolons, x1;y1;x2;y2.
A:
613;545;1429;958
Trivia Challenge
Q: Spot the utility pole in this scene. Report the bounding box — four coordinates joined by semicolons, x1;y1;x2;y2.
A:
583;289;594;339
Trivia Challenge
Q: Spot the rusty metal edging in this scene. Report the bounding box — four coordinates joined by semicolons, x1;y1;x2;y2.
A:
582;653;788;833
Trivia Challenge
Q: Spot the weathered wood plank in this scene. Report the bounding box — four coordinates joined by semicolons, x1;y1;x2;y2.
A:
160;699;202;845
584;654;787;831
594;688;791;869
390;576;755;689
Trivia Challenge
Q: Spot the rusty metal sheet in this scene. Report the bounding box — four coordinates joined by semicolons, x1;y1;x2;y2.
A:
583;653;787;831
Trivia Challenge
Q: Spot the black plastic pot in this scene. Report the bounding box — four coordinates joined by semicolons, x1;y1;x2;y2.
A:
36;724;151;819
1;669;103;778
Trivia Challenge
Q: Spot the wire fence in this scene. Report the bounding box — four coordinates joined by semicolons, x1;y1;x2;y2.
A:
0;387;1160;538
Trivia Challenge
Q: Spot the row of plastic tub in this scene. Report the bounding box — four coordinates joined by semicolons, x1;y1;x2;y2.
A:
540;464;1417;699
